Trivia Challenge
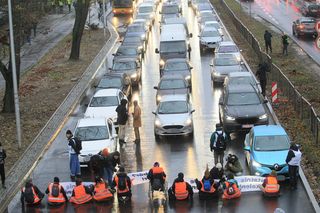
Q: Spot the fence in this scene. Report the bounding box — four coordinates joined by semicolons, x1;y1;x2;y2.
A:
219;0;320;144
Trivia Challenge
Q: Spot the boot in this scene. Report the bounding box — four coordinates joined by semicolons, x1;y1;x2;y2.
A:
70;175;75;182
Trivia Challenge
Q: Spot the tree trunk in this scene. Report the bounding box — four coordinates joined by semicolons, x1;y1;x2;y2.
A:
69;0;90;60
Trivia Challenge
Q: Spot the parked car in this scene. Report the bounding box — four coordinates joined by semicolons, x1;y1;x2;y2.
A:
113;44;143;63
199;26;223;52
201;21;223;35
154;75;190;104
110;57;141;86
292;17;318;38
152;95;195;137
190;0;208;8
244;125;290;177
75;118;117;166
224;72;261;93
219;84;269;132
215;41;242;62
144;0;160;6
300;2;320;18
96;73;132;99
161;58;192;86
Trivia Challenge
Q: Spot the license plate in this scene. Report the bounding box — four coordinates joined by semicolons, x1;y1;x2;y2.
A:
242;124;253;128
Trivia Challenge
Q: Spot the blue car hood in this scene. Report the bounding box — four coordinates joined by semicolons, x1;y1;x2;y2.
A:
253;150;288;166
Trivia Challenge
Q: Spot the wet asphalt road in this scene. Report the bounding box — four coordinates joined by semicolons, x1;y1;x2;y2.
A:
6;1;315;212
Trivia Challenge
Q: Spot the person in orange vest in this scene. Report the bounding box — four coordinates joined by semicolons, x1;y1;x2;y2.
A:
168;172;193;201
45;177;68;206
147;162;166;191
112;166;132;201
259;170;280;197
93;176;114;202
69;178;93;205
20;178;44;206
222;174;241;200
195;166;219;200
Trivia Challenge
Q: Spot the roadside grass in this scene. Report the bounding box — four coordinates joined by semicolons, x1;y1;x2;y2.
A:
211;0;320;201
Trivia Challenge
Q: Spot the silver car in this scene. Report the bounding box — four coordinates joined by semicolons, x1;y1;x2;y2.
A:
110;57;141;86
161;58;193;86
199;26;223;52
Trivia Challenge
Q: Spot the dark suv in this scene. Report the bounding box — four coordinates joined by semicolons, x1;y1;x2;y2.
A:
219;84;269;133
292;17;318;38
301;2;320;18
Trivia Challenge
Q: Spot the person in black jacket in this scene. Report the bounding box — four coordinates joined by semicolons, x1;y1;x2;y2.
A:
116;99;128;144
112;166;132;201
264;30;272;54
210;163;224;180
0;142;6;189
21;179;44;207
286;144;302;190
256;62;270;97
168;173;193;201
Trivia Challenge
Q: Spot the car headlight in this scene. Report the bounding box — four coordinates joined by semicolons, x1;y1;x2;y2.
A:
185;118;192;126
259;114;268;120
252;159;262;168
146;21;151;26
226;115;235;121
156;95;161;102
131;73;137;79
159;59;165;66
141;34;146;40
149;14;154;19
155;118;162;127
236;55;241;62
213;72;220;77
185;75;191;81
138;45;143;51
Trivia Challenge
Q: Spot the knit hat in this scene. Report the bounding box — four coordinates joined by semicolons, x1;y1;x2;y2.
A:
53;177;60;183
154;162;159;167
178;172;184;179
101;148;109;157
66;130;72;135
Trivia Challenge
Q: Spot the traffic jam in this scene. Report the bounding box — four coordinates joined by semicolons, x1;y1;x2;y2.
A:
11;0;315;212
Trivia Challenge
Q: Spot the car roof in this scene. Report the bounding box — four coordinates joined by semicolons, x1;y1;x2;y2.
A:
219;41;236;46
139;2;154;7
113;57;137;62
93;88;120;97
160;74;186;80
160;94;188;102
252;125;288;136
160;24;186;41
77;118;107;127
228;72;252;77
203;26;218;31
165;58;188;63
227;84;257;93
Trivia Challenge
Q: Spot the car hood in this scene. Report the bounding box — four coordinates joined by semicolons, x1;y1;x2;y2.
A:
113;68;137;74
126;32;145;37
214;65;242;74
84;106;117;118
226;104;266;117
80;139;115;156
200;36;222;43
253;150;288;166
163;70;190;77
157;88;189;97
157;113;190;125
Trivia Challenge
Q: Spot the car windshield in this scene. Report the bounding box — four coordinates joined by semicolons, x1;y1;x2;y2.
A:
218;45;238;53
127;25;145;33
227;92;261;106
113;61;136;70
98;78;122;88
254;135;290;151
162;5;179;14
90;96;118;107
198;4;211;10
164;61;188;70
160;41;186;53
201;30;220;37
139;6;153;13
117;47;137;55
159;79;186;89
124;36;141;43
158;101;188;114
229;76;255;85
206;23;220;29
201;12;214;18
75;126;109;141
214;56;238;66
136;14;149;19
113;0;132;7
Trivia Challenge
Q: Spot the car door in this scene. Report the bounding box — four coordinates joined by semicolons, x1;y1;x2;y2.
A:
107;118;117;151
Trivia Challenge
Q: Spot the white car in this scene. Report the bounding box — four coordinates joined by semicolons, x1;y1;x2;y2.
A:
199;26;223;52
74;118;117;166
152;95;195;137
201;21;223;35
84;88;127;125
215;41;242;62
224;72;261;92
137;3;156;23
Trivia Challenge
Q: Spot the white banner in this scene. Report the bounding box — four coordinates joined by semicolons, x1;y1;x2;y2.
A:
235;176;264;192
127;170;149;185
60;182;94;199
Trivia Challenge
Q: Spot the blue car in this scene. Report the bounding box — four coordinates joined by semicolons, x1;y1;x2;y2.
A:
244;125;290;177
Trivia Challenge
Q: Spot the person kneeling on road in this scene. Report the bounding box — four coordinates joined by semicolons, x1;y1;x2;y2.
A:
21;178;44;207
112;166;132;201
222;174;241;200
93;176;114;202
168;172;193;201
46;177;68;206
259;170;280;197
225;154;243;176
147;162;166;191
70;178;92;205
195;166;219;200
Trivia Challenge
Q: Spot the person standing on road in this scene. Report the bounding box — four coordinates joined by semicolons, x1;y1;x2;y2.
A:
286;143;302;190
0;142;7;189
210;123;228;165
116;99;128;144
282;32;289;56
256;62;270;97
264;30;272;54
132;100;142;143
66;130;81;181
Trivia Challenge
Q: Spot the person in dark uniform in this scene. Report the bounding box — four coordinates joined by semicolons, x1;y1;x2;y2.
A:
256;62;270;97
0;142;6;189
264;30;272;54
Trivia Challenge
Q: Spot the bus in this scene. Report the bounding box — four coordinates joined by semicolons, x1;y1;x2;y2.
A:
112;0;134;15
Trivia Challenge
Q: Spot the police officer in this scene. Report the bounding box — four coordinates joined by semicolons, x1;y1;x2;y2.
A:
256;62;270;97
0;142;6;189
286;143;302;190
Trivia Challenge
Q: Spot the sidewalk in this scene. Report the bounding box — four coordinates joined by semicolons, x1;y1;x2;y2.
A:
0;9;75;88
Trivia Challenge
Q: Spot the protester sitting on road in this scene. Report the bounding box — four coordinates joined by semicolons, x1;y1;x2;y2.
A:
225;154;243;176
93;176;114;202
69;178;92;205
195;166;219;200
112;166;132;201
45;177;68;206
259;170;280;197
21;178;44;206
210;163;224;180
222;174;241;200
147;162;167;191
168;172;193;201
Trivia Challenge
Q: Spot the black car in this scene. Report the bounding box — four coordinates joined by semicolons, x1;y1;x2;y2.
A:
292;17;318;38
113;44;144;63
301;2;320;18
219;84;268;133
96;73;132;99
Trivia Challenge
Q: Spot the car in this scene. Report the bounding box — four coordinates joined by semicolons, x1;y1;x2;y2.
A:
215;41;242;62
137;3;156;24
189;0;208;8
201;21;223;35
84;88;127;125
121;36;145;52
224;72;261;92
210;54;243;83
197;11;217;29
96;73;132;99
154;75;190;104
144;0;160;7
160;2;181;23
125;24;148;43
219;84;269;133
161;58;192;86
292;17;318;38
113;44;144;63
199;26;223;52
300;2;320;18
110;57;142;86
133;18;152;32
244;125;290;177
152;95;195;137
194;2;213;15
75;118;118;166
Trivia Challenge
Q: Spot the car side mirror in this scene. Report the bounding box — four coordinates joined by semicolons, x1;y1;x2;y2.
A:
154;86;158;90
244;146;250;152
190;67;193;69
155;48;159;54
219;98;223;105
210;64;213;67
85;103;89;107
191;109;195;114
189;33;193;38
152;111;157;115
112;53;116;56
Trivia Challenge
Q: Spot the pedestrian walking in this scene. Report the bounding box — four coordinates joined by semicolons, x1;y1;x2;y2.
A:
132;100;141;143
210;123;228;165
286;143;302;190
282;32;289;56
67;0;72;12
256;62;270;97
32;21;38;37
264;30;272;54
0;142;7;189
66;130;81;181
116;99;128;144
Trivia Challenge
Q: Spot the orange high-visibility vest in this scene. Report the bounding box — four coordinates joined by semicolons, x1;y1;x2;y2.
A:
93;182;113;201
47;183;66;203
70;185;92;205
114;175;130;194
264;176;280;194
22;186;41;204
151;167;166;180
175;182;189;200
222;182;241;200
200;180;216;193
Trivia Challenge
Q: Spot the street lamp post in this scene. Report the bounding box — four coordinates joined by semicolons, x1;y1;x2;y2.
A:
7;0;22;149
102;0;107;38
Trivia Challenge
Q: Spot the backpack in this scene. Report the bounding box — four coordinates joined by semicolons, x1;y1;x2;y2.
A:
118;177;127;191
51;184;60;197
152;178;163;191
74;137;82;154
24;187;35;204
216;132;226;150
226;182;235;195
203;179;211;191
